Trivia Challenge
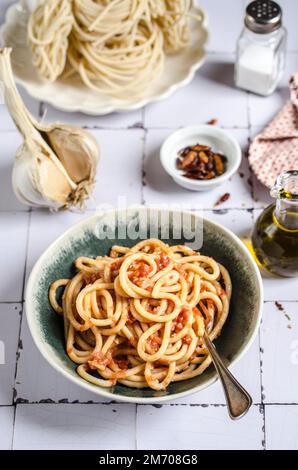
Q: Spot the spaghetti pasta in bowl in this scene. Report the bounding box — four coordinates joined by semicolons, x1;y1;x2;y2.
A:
0;0;208;115
26;208;263;402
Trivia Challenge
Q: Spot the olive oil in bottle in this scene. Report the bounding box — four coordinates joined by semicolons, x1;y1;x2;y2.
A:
252;171;298;277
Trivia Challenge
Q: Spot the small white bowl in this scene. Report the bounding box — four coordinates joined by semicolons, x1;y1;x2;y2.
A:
160;125;242;191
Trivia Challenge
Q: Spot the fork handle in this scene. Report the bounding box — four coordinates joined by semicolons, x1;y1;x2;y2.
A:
203;333;252;420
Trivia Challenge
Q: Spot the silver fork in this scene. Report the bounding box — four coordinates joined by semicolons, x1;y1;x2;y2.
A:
203;332;252;420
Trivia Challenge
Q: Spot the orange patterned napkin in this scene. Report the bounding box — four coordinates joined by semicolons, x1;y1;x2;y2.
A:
249;75;298;188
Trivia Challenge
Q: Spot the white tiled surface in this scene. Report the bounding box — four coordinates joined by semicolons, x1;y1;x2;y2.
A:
145;53;249;129
0;406;14;450
0;0;298;450
137;405;264;450
200;0;244;53
13;404;136;450
261;302;298;403
0;212;29;301
0;304;21;405
265;405;298;450
0;132;25;210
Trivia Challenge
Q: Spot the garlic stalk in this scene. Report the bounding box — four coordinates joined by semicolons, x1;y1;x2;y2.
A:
0;47;99;210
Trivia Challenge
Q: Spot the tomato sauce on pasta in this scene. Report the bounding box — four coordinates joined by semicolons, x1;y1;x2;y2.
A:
49;239;231;391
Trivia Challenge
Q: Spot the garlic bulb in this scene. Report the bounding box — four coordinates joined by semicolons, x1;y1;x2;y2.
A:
0;47;99;210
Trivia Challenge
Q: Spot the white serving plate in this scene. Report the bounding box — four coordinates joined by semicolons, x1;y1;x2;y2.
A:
0;0;209;115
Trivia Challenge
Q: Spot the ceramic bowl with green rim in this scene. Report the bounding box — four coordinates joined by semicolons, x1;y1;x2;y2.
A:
25;208;263;403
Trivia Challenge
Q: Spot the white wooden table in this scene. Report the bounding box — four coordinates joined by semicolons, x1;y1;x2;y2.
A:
0;0;298;450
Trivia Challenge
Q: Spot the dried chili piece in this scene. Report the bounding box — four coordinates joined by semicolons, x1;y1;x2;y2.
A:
176;143;227;181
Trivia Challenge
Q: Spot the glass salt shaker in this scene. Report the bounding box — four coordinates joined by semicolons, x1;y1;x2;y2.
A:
235;0;287;96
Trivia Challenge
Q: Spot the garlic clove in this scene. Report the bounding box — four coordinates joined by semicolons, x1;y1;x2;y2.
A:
41;125;99;184
12;145;47;208
12;143;72;210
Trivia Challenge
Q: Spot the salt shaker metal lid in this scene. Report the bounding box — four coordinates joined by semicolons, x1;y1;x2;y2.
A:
245;1;283;34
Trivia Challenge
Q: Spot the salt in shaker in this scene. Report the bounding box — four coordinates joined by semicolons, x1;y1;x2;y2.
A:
235;1;287;96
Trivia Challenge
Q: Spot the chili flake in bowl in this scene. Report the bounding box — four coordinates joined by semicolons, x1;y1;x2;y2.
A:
160;125;242;191
177;144;227;180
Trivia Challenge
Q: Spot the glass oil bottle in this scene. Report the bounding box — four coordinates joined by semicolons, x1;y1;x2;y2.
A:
252;171;298;277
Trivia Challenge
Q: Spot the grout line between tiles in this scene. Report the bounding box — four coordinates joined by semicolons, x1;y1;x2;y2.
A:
77;125;251;131
144;125;250;130
140;128;147;205
135;404;138;450
0;129;23;133
21;210;32;301
10;404;16;450
205;49;298;56
13;309;24;405
0;125;250;132
12;210;32;403
263;403;298;406
8;401;298;406
0;207;264;214
258;330;265;404
245;92;256;207
0;210;30;213
10;303;22;400
204;50;236;55
261;404;266;450
141;106;146;128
